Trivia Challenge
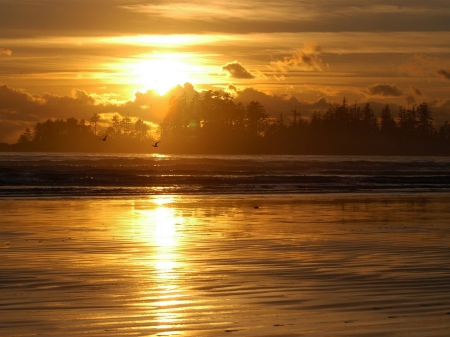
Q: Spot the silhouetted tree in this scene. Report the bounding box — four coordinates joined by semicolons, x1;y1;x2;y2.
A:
14;96;450;155
111;114;121;135
17;128;33;143
416;102;434;137
310;111;322;133
90;113;100;136
160;95;187;139
246;101;267;135
439;121;450;140
121;114;133;135
380;104;397;136
398;106;417;135
134;119;150;140
361;103;378;134
266;114;286;137
321;100;353;136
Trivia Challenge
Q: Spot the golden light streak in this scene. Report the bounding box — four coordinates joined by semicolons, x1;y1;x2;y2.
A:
2;32;450;53
133;197;186;333
104;34;221;46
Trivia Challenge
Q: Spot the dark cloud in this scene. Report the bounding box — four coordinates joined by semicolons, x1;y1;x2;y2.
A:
221;61;255;79
0;48;12;56
410;85;423;97
366;83;403;97
437;69;450;80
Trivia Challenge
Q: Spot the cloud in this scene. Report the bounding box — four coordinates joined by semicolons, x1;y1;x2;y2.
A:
410;85;423;97
437;69;450;80
366;83;403;97
226;84;238;95
221;61;255;79
426;99;450;126
405;95;416;106
398;62;426;77
0;48;12;56
398;54;449;78
118;1;450;34
271;43;324;72
2;1;450;40
234;87;329;118
432;98;450;108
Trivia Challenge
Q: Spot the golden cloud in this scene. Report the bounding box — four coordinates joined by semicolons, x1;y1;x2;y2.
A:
221;61;255;79
271;43;324;72
0;48;12;56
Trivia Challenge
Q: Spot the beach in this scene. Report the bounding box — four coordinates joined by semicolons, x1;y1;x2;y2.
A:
1;193;450;336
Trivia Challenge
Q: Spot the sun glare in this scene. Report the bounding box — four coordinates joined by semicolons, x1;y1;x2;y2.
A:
131;56;191;95
130;198;186;333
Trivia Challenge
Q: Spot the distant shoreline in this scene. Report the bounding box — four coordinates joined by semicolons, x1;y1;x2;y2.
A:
1;147;450;157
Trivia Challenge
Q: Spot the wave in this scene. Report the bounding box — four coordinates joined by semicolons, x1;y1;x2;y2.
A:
1;152;450;197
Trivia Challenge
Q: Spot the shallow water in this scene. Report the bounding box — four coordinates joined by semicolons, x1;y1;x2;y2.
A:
1;193;450;336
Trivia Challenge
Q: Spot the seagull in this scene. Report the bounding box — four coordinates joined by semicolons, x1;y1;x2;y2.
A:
101;134;108;141
152;141;160;147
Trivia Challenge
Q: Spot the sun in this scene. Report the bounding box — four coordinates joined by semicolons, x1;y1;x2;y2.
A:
131;56;191;95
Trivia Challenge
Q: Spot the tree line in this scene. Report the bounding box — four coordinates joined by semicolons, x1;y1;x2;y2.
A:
13;115;157;152
159;92;450;155
9;91;450;155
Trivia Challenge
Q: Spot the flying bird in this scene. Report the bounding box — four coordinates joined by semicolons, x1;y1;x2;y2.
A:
100;134;108;141
152;141;160;147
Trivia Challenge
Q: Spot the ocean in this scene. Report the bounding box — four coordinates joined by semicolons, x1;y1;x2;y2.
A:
1;152;450;197
1;153;450;336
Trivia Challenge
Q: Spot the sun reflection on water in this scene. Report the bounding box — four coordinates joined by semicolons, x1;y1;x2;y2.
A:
134;196;186;334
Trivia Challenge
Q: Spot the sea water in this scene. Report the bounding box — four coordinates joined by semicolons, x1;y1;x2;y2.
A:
1;152;450;197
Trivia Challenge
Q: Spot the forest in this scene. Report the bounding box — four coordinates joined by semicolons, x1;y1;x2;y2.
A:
5;90;450;155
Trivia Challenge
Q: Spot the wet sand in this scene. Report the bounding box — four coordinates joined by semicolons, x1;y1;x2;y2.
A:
1;193;450;336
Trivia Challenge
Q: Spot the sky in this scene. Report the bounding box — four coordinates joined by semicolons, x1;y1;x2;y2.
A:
1;0;450;143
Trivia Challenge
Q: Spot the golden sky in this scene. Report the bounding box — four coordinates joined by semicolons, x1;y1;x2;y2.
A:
1;0;450;143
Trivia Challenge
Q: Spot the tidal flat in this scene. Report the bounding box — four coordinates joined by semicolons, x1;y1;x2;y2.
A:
1;193;450;336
